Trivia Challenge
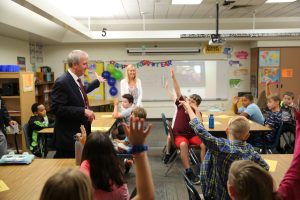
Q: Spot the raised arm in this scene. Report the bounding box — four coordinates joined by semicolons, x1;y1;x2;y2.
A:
265;79;272;98
165;81;176;102
112;98;122;118
232;96;239;114
123;117;154;200
170;68;182;99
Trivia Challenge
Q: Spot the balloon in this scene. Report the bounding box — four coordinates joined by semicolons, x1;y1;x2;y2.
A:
112;70;123;80
102;71;110;79
107;77;116;87
107;64;115;73
109;86;118;96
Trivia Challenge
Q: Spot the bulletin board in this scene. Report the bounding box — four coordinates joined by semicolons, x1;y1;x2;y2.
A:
64;61;105;100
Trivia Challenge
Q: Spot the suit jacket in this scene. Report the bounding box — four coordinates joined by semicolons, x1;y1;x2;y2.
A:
0;96;12;135
51;72;100;158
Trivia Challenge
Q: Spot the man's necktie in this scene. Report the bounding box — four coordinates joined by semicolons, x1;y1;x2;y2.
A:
77;78;90;109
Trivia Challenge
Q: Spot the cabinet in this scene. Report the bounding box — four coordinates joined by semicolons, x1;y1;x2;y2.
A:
251;47;300;105
0;72;35;151
35;72;55;112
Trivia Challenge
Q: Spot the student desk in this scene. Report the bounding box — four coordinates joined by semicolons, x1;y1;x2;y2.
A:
261;154;293;187
0;159;77;200
38;112;116;157
201;112;271;132
89;99;113;112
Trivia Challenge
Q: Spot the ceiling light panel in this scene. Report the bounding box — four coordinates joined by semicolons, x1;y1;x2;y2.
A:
48;0;124;18
172;0;203;5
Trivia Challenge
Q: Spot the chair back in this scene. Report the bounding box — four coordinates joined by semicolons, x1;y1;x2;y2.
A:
22;123;31;152
267;122;283;149
166;120;177;150
161;113;169;136
183;173;201;200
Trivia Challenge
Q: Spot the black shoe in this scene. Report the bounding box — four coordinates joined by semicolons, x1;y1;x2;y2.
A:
163;154;171;164
186;171;200;185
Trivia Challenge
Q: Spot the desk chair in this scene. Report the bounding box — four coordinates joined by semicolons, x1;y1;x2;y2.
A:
183;173;202;200
161;113;174;161
256;123;283;154
165;120;200;176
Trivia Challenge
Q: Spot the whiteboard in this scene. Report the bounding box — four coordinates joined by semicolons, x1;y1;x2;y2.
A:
116;60;229;101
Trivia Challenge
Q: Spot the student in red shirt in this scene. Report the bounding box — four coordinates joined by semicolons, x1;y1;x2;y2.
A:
170;68;206;185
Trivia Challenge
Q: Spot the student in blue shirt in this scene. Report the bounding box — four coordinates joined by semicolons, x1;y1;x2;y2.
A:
233;94;265;125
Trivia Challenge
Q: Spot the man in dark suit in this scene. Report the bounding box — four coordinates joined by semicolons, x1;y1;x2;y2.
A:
0;97;18;157
51;50;105;158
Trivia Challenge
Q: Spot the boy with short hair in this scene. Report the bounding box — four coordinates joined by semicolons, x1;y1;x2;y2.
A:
281;91;298;133
170;68;206;185
112;94;134;140
233;94;265;125
181;100;269;200
28;103;54;157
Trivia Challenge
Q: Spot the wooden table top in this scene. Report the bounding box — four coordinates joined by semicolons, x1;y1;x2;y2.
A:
38;112;115;134
0;155;293;199
0;159;77;200
89;99;112;107
202;112;271;132
261;154;293;188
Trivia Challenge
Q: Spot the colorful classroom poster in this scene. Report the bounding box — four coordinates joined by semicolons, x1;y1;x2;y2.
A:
281;68;293;78
259;67;280;84
22;73;34;92
259;50;280;67
64;62;105;100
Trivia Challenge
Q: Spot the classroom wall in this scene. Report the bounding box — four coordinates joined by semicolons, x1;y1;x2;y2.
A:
0;35;30;69
43;41;251;117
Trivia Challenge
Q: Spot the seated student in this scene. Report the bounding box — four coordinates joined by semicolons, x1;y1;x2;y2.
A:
170;68;206;185
181;100;269;200
228;105;300;200
233;94;265;125
80;117;154;200
28;103;54;157
112;94;134;140
266;80;297;133
114;106;148;173
281;91;297;133
40;168;93;200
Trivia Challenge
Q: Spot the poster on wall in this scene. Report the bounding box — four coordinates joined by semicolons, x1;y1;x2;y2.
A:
259;50;280;67
281;68;293;78
259;67;280;84
22;74;34;92
64;62;105;100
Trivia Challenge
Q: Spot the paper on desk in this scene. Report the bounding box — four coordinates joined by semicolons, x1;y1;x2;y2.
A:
264;159;278;172
100;115;112;118
0;180;9;192
91;127;110;132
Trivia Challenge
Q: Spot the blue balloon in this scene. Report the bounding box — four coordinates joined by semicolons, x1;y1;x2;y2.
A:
107;77;116;87
109;86;118;96
102;71;110;79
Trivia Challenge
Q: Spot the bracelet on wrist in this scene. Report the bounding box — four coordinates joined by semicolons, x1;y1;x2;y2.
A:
129;144;148;154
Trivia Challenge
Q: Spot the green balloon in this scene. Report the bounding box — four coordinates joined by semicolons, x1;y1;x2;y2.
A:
107;64;115;73
113;70;123;80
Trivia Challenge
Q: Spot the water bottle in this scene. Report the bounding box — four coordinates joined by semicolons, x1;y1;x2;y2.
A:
75;136;83;165
209;114;214;129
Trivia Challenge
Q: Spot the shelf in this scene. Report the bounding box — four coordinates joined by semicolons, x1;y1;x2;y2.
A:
44;90;52;93
2;96;20;99
35;94;43;97
8;111;21;117
35;81;54;85
0;72;19;79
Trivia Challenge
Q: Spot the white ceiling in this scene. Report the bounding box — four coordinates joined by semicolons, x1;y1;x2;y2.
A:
0;0;300;44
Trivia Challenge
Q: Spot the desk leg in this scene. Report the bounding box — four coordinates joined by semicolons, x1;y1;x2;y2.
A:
41;134;48;158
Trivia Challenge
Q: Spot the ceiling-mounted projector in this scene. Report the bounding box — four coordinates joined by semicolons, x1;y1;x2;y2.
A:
209;34;225;46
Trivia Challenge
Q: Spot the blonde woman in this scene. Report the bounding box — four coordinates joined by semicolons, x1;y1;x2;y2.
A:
120;65;142;106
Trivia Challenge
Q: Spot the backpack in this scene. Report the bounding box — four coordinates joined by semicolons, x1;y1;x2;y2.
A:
278;131;295;154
